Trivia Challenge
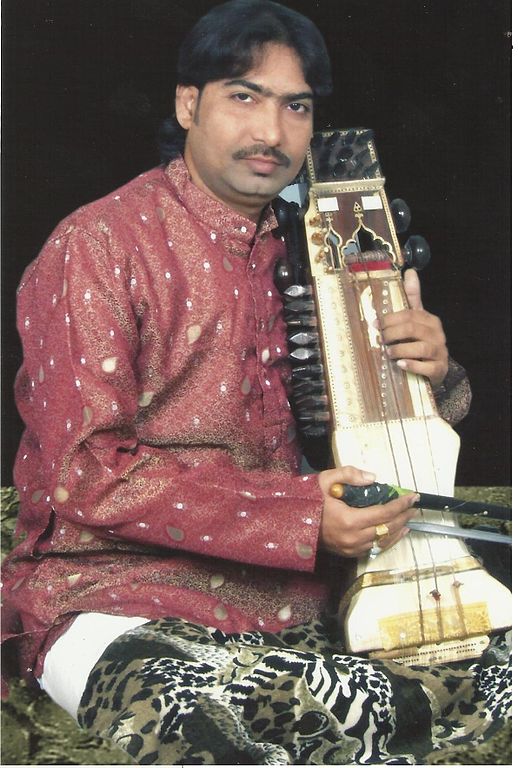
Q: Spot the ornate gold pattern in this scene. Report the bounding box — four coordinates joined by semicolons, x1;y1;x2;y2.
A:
342;556;483;598
343;208;395;261
379;602;491;650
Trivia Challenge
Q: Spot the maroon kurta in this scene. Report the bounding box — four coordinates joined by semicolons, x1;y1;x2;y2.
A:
3;159;332;683
3;158;471;686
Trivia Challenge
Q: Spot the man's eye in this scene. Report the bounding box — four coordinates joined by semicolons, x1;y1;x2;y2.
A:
288;102;311;114
233;93;253;103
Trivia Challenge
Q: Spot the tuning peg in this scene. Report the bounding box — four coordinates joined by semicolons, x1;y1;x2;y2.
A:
288;331;320;345
297;411;330;423
332;163;349;179
290;347;321;362
274;259;292;289
352;148;370;167
284;285;312;298
403;235;431;270
291;363;324;380
300;424;329;437
390;198;412;234
311;231;326;245
294;394;329;409
284;299;315;313
292;380;326;395
271;197;290;237
285;315;318;328
337;146;353;162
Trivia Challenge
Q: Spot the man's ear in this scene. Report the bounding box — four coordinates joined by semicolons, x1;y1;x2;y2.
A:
175;85;200;130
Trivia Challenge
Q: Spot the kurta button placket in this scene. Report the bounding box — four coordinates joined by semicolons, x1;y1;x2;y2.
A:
248;232;287;455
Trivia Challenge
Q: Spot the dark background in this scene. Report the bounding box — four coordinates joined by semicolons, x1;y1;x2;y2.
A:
1;0;511;486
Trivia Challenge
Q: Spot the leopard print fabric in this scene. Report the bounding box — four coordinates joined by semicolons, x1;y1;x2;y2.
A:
77;617;511;765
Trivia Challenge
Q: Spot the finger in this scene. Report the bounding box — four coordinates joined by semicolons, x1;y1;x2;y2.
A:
386;340;439;362
370;505;414;540
349;495;417;544
352;492;418;557
364;506;415;554
395;357;447;386
403;268;423;310
376;527;410;552
333;465;376;484
319;465;376;496
366;492;418;523
381;316;444;344
359;527;407;557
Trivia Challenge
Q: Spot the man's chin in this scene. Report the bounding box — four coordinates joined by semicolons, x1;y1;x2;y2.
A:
236;175;292;201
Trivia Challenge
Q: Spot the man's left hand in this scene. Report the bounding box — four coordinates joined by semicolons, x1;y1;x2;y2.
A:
379;268;448;389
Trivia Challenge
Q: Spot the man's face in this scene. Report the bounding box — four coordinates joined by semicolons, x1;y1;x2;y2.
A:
176;43;314;220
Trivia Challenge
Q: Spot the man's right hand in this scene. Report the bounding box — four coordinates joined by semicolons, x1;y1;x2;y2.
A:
317;466;418;559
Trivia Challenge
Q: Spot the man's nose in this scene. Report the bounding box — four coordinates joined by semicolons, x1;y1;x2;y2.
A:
252;103;283;147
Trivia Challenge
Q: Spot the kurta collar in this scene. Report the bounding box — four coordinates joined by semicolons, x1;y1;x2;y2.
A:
164;157;278;246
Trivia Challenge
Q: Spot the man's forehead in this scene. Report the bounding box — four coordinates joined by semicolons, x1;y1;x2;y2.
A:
216;44;312;97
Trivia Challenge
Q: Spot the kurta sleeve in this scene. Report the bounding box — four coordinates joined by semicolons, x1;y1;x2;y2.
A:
433;356;472;426
15;222;323;574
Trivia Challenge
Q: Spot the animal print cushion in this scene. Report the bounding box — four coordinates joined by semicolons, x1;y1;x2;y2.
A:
78;616;511;765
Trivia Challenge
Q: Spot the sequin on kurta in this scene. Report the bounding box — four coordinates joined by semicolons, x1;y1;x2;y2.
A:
3;159;328;682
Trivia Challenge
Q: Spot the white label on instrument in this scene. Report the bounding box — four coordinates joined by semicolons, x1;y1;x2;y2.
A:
317;196;339;212
361;194;383;210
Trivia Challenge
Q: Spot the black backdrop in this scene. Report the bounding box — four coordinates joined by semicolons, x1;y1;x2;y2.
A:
1;0;511;486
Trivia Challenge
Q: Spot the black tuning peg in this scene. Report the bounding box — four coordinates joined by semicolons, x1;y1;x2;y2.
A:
292;380;325;396
390;198;412;234
284;285;312;298
289;347;321;362
288;331;320;345
284;299;315;313
271;197;292;238
403;235;431;270
291;363;324;380
274;259;293;290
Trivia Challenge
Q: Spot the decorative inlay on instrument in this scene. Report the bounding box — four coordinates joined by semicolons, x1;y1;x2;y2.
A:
277;128;512;665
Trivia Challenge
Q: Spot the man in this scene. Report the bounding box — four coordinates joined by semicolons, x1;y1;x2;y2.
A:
2;1;508;764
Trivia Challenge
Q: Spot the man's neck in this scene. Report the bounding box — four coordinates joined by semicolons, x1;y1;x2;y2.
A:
182;152;270;224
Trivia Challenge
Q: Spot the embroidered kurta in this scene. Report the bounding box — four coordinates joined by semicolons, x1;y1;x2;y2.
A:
3;159;331;682
3;158;470;684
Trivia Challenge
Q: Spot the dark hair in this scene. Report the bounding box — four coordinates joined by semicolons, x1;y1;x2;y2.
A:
159;0;332;163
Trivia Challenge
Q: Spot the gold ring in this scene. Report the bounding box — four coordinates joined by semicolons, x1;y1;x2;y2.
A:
375;523;389;538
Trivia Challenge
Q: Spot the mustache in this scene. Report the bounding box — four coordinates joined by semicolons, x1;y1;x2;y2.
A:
232;144;291;168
